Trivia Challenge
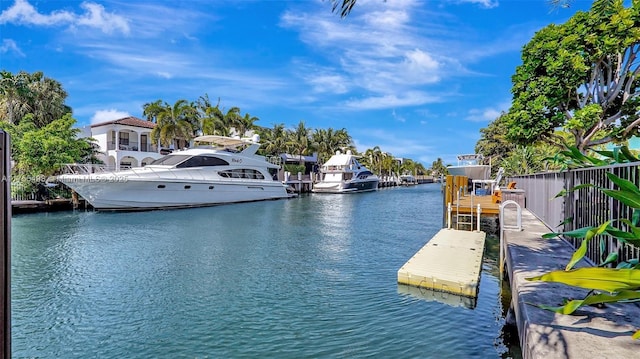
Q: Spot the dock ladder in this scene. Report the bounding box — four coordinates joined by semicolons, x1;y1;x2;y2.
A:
448;188;482;232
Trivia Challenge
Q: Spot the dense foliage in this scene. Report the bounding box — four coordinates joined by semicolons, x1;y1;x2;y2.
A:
504;0;640;152
0;70;98;193
529;147;640;340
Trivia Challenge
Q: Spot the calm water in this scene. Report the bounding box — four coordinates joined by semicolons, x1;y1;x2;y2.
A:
11;184;517;358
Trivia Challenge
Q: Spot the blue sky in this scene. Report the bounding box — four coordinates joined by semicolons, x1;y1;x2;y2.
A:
0;0;592;166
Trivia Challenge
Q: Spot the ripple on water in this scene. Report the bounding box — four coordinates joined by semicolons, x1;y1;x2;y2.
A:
12;185;514;358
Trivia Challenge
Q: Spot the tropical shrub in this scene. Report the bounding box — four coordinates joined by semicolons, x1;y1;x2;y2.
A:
528;146;640;339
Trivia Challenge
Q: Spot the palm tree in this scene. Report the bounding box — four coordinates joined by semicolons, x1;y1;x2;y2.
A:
332;0;357;17
236;112;259;138
28;74;71;128
311;127;355;163
0;70;30;124
287;121;311;165
364;146;384;175
431;158;448;178
196;95;226;136
257;123;288;157
224;107;242;136
150;99;197;148
0;70;70;127
142;99;164;123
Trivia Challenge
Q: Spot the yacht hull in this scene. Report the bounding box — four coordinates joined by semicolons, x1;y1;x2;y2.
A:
58;175;290;210
312;179;379;193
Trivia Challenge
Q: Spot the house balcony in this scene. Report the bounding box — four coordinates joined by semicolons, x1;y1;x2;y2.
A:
107;143;158;152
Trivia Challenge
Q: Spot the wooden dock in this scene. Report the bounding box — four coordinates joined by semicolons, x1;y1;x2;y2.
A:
397;228;486;297
453;194;500;215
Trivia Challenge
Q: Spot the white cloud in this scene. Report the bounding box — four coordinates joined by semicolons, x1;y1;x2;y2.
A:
91;109;131;124
0;0;129;34
456;0;499;9
75;2;130;35
391;109;406;123
280;1;465;108
343;92;441;110
465;108;501;122
0;0;74;25
0;39;24;56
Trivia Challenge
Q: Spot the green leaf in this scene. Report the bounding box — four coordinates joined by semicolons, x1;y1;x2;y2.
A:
557;216;573;227
601;189;640;209
532;290;640;315
543;226;595;239
600;252;618;267
606;173;640;195
620;146;639;162
633;209;640;227
604;226;640;247
566;221;609;270
554;189;567;198
527;268;640;293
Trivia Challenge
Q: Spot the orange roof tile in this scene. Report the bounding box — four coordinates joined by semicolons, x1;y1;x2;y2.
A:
91;116;156;129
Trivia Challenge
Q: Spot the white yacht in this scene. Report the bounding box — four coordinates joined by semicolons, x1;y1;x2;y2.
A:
446;154;491;180
57;135;292;210
312;150;379;193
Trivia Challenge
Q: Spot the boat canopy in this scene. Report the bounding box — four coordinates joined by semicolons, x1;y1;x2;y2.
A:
193;135;259;148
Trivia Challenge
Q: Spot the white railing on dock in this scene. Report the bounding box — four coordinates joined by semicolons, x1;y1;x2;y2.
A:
499;200;522;278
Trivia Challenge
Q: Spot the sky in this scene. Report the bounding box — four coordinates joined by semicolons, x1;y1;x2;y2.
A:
0;0;593;166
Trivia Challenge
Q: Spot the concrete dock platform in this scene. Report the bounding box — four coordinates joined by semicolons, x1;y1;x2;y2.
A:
502;207;640;358
397;228;486;297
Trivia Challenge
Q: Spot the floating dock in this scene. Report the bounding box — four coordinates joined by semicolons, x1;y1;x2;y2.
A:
397;228;486;297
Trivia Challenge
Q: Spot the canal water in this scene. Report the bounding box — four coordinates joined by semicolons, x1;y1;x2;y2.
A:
11;183;519;358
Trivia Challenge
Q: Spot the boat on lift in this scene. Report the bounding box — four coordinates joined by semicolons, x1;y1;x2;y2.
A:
446;154;491;180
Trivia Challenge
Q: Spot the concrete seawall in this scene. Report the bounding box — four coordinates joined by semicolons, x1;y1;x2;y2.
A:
502;208;640;358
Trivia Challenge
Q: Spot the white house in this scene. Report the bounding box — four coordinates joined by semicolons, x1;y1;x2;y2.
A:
88;116;162;170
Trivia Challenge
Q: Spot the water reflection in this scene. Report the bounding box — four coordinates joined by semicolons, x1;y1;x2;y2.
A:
397;284;478;309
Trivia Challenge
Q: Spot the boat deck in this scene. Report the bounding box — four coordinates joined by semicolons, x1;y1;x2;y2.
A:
453;194;500;215
397;228;486;297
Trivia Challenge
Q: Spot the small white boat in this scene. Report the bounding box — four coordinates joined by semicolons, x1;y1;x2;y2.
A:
57;135;292;210
400;174;417;186
312;150;379;193
447;154;490;180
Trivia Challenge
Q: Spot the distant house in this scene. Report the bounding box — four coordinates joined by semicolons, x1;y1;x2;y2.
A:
280;153;319;174
88;116;162;170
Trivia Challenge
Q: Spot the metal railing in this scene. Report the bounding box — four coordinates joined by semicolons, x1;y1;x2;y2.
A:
508;162;640;265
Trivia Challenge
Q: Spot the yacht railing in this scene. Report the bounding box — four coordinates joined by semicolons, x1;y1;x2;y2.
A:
63;163;115;174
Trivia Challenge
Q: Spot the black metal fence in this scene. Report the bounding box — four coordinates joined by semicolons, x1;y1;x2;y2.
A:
508;162;640;266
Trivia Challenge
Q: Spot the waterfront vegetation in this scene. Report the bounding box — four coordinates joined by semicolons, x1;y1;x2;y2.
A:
1;0;639;341
528;147;640;339
476;0;640;177
0;72;429;197
472;0;640;340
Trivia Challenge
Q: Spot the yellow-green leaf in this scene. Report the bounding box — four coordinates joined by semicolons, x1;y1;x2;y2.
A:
527;268;640;293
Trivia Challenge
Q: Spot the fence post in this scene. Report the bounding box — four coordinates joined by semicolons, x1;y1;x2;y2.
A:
0;130;11;358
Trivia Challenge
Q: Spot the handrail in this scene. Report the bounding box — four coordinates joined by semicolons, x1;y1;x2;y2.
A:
499;199;523;277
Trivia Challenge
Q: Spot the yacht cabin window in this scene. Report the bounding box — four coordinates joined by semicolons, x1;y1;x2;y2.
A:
218;169;265;179
176;156;229;168
149;155;190;166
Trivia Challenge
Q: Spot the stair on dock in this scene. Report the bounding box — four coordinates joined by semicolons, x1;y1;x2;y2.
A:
397;229;486;297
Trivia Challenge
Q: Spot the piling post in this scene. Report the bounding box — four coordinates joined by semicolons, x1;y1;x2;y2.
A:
0;130;11;358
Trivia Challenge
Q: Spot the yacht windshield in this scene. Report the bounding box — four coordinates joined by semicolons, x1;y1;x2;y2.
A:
149;155;190;166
